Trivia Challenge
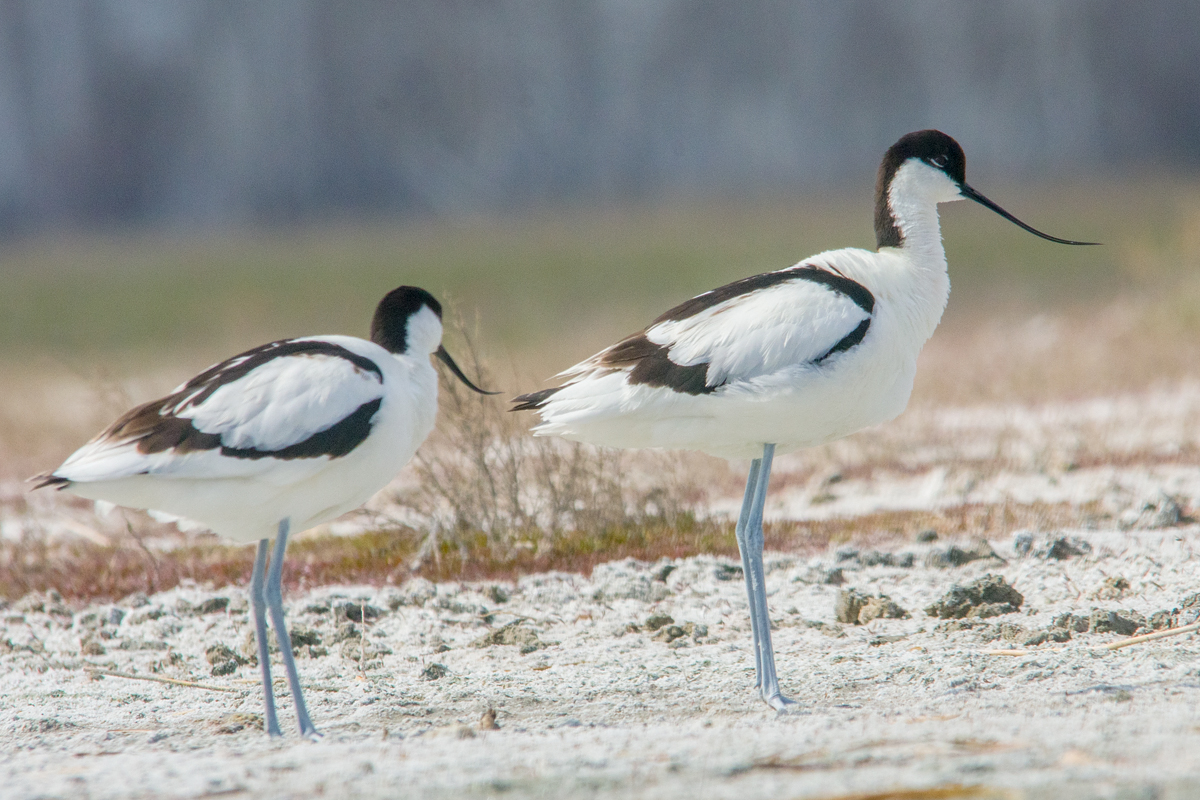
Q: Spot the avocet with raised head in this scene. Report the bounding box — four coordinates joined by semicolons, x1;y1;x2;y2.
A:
34;285;495;737
513;130;1095;710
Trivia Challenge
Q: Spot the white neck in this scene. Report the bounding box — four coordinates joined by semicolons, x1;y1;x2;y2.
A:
405;307;444;357
881;161;960;341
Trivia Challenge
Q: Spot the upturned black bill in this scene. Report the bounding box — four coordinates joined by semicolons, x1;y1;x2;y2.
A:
435;345;499;395
959;183;1098;246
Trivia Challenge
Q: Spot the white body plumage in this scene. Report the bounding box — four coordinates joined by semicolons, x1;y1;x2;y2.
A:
522;158;956;460
52;334;438;543
37;287;494;545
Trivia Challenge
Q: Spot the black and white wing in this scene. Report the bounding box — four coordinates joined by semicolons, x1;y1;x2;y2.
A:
38;337;386;486
514;265;874;409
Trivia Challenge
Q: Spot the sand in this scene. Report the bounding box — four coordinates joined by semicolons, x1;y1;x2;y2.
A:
7;381;1200;798
4;517;1200;799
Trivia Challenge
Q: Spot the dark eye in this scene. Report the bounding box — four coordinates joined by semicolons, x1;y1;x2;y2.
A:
930;155;949;168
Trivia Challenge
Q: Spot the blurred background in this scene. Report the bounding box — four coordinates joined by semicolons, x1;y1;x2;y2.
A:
2;0;1200;479
1;0;1198;228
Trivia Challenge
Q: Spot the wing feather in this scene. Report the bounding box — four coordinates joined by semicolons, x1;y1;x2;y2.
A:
557;267;872;390
52;340;384;484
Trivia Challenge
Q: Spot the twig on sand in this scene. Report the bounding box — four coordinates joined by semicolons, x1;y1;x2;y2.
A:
1102;621;1200;651
87;668;246;694
984;621;1200;657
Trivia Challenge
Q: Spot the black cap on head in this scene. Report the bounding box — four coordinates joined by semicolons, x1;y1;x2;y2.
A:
371;286;442;354
875;130;966;247
882;129;967;184
875;129;1097;248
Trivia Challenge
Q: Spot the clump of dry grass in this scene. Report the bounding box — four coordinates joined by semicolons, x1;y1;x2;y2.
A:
388;311;711;570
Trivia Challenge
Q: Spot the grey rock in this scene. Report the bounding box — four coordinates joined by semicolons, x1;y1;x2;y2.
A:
472;622;545;654
421;663;449;681
644;614;674;631
968;602;1021;619
1149;609;1181;630
340;602;384;623
653;625;687;643
858;595;910;623
835;589;867;624
821;567;847;585
206;642;249;675
1120;491;1183;530
1040;537;1093;560
340;639;392;660
80;636;106;656
1089;610;1144;636
194;597;230;615
1052;613;1092;633
859;551;916;568
925;540;1003;568
925;574;1024;619
1092;576;1130;600
713;564;743;582
836;589;909;624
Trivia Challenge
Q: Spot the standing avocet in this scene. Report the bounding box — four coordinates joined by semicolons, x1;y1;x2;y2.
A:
513;130;1096;710
33;285;494;737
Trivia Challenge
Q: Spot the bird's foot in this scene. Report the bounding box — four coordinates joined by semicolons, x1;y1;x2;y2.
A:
763;689;796;712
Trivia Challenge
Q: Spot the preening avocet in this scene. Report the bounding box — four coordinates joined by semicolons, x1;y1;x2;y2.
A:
33;286;495;737
513;130;1096;710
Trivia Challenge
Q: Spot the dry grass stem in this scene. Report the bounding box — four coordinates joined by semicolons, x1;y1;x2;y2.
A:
85;669;246;694
390;308;711;572
1102;621;1200;651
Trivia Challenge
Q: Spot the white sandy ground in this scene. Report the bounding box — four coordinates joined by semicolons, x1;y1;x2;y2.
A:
7;385;1200;799
5;525;1200;799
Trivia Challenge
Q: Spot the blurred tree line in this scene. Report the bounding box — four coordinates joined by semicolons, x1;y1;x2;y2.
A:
0;0;1195;232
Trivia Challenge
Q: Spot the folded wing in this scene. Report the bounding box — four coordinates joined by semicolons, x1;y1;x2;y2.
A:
560;266;874;394
47;339;385;485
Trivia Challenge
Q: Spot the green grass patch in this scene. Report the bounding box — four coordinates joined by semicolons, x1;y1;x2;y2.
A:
3;181;1193;372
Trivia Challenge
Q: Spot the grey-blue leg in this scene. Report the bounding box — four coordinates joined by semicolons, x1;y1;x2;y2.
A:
265;519;320;738
735;457;765;686
734;443;793;710
250;538;282;736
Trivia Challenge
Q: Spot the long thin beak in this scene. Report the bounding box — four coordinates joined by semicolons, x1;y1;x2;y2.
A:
435;345;500;395
959;183;1099;246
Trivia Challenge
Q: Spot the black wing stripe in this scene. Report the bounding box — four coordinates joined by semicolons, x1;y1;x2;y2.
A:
601;333;719;396
91;339;384;456
131;397;382;460
219;397;382;460
654;265;874;324
814;318;872;364
171;340;382;413
512;265;875;403
511;387;563;411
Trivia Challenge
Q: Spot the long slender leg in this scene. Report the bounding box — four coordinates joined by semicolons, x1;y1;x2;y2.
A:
741;444;794;710
250;539;282;737
265;519;320;738
734;457;764;687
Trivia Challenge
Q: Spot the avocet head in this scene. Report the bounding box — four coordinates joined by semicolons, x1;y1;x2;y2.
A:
371;286;497;394
876;129;1097;248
